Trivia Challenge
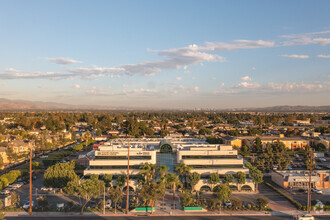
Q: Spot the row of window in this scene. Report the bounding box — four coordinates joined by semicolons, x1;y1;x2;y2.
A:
90;164;243;170
182;155;237;159
95;156;152;160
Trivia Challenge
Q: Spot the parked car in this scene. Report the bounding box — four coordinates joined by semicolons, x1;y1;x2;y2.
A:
40;155;49;158
224;201;232;207
105;200;112;209
11;182;24;189
23;201;34;209
0;189;11;195
315;166;322;170
41;187;53;191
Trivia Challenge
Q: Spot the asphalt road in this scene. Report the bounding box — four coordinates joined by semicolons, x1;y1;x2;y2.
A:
5;215;330;220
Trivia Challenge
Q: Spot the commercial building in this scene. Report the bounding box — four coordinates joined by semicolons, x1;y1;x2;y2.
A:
223;135;309;150
271;170;330;189
84;138;254;191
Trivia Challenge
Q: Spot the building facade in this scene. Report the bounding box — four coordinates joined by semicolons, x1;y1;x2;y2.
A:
84;138;254;191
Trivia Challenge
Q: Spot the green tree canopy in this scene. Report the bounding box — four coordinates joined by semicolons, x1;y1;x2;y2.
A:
43;161;79;188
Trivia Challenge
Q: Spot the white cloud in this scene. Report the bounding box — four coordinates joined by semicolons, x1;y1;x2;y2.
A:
235;82;261;89
176;77;182;81
74;84;81;89
193;86;199;92
317;54;330;58
45;57;82;65
240;76;252;81
281;54;310;59
5;68;20;73
281;31;330;46
0;69;74;80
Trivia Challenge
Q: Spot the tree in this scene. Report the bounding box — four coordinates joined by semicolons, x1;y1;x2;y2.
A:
10;191;20;207
65;178;103;215
214;184;231;214
83;131;91;147
175;162;191;187
236;172;246;190
0;155;3;169
123;117;140;137
250;168;263;191
256;197;269;210
157;165;169;209
315;143;326;152
223;174;234;185
108;187;122;214
254;137;263;153
43;161;79;189
179;190;195;207
5;148;18;164
240;145;250;156
116;174;127;191
102;174;113;187
199;128;212;136
166;173;182;210
208;173;220;191
139;163;156;184
139;182;164;214
189;172;200;191
96;128;102;136
231;197;242;210
304;145;316;170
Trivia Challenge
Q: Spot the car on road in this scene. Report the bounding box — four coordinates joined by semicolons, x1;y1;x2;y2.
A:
23;201;34;209
297;213;314;220
311;188;323;194
315;166;322;170
40;155;49;158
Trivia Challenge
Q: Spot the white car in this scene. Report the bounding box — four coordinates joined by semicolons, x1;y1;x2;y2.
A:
319;158;327;162
105;200;112;208
23;201;34;209
224;201;232;207
41;187;53;191
11;183;24;189
0;190;10;195
297;214;314;220
40;155;49;158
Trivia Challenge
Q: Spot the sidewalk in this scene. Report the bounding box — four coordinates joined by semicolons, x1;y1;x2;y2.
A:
4;210;330;217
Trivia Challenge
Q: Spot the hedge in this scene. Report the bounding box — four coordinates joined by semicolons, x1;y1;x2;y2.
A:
0;170;22;190
264;182;303;210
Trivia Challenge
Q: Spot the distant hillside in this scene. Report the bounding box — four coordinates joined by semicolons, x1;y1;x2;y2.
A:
0;98;329;112
0;98;72;110
228;105;330;112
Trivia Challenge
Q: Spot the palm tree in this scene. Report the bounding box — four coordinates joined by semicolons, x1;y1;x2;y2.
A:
166;173;182;210
214;184;231;214
109;187;122;214
175;162;191;188
189;172;200;191
157;165;169;210
139;163;156;184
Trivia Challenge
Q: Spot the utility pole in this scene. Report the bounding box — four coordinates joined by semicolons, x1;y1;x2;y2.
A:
125;142;130;214
308;147;313;214
29;143;33;215
103;184;105;214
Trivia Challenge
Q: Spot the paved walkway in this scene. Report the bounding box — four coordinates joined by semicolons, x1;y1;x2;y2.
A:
4;210;330;217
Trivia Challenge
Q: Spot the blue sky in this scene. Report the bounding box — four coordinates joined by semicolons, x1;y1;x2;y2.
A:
0;0;329;109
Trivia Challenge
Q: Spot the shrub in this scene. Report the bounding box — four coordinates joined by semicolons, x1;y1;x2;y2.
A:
231;197;243;209
256;197;269;210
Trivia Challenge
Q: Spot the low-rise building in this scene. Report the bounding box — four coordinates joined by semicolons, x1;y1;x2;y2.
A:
84;138;254;191
271;170;330;189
